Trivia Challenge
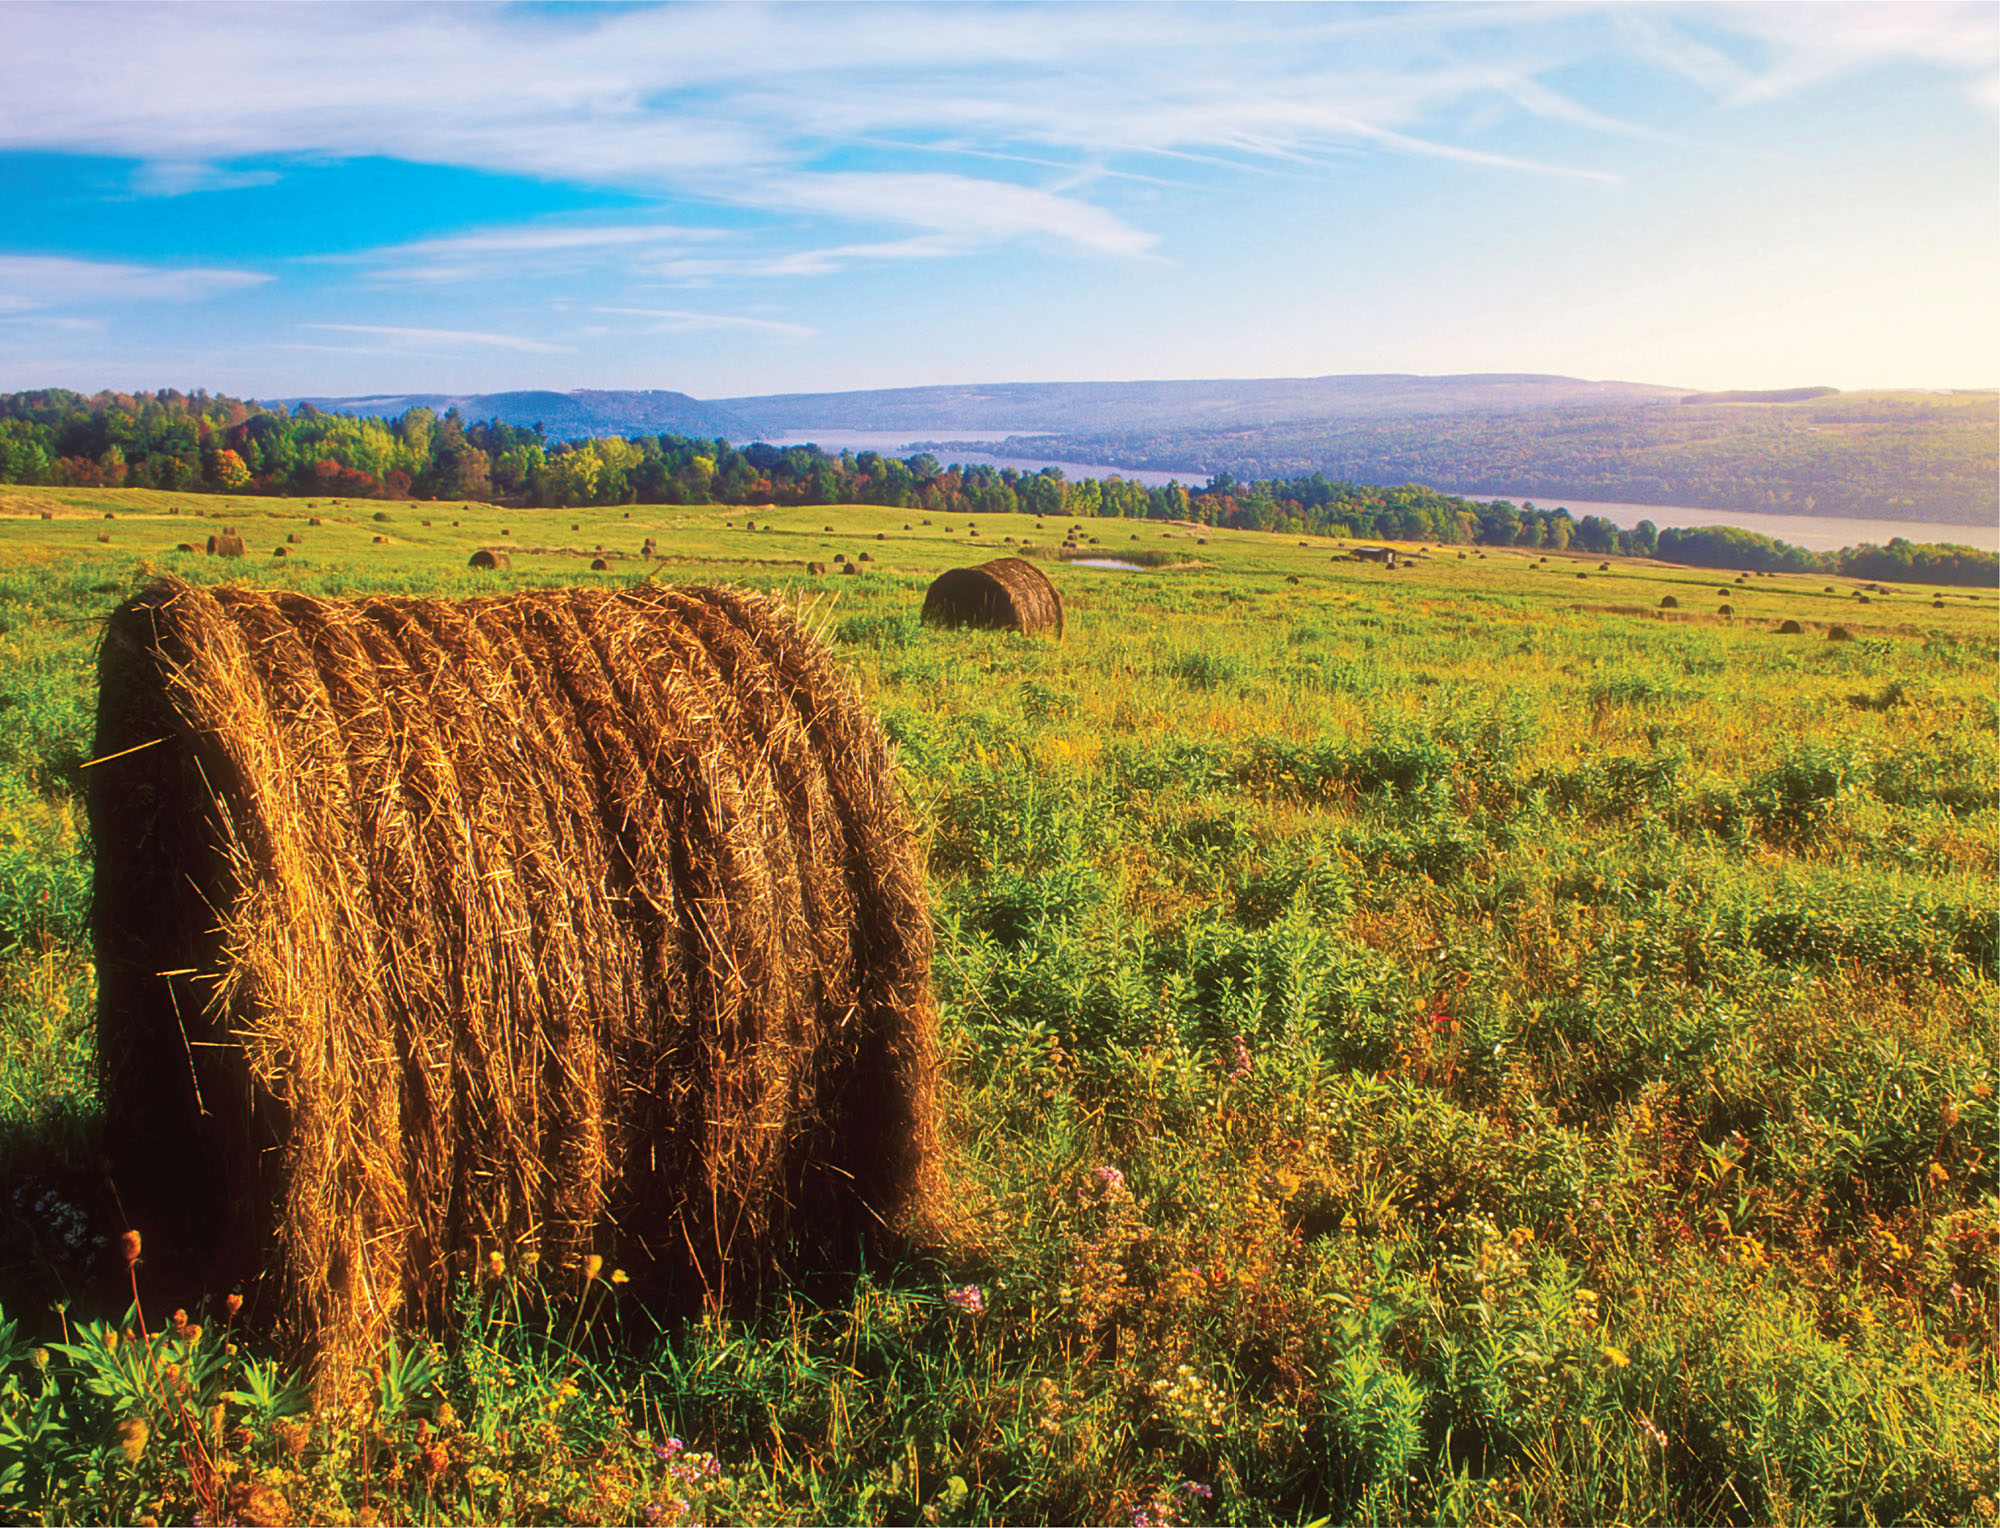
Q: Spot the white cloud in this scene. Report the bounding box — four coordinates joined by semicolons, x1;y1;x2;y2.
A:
300;323;570;354
592;306;816;339
0;254;270;310
0;1;1685;270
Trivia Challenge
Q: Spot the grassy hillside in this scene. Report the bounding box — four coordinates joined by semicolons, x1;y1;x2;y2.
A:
0;485;1993;1525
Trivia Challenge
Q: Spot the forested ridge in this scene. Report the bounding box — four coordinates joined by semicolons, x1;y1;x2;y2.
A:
1;387;1992;584
985;390;1997;525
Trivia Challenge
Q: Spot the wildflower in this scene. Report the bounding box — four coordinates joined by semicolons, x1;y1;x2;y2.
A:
582;1253;603;1284
1598;1345;1630;1368
224;1293;243;1319
610;1268;631;1285
1951;1282;1967;1306
29;1347;47;1371
1094;1164;1125;1191
120;1229;142;1267
486;1250;507;1284
1181;1479;1214;1500
1927;1161;1950;1186
114;1416;149;1464
945;1283;986;1315
1225;1034;1252;1082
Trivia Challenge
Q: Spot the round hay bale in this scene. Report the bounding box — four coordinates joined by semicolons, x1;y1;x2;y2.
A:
572;522;581;531
806;561;826;575
876;532;886;541
287;532;302;544
590;558;611;571
1577;572;1588;580
273;546;288;558
841;560;862;575
308;517;323;527
91;578;937;1385
96;531;111;543
372;535;387;545
1286;574;1301;585
207;533;245;558
1659;595;1679;608
1777;618;1803;634
39;510;53;520
1855;594;1871;604
921;558;1063;638
105;511;116;520
468;549;510;570
858;552;874;562
176;542;195;553
500;528;510;536
1828;625;1853;641
374;511;390;523
1718;603;1734;615
1598;562;1609;571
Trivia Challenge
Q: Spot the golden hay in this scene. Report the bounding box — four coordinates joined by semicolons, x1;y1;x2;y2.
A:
468;549;510;570
920;557;1063;637
207;533;245;558
92;578;938;1385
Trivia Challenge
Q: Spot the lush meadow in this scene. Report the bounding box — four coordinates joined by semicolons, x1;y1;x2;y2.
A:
0;486;1993;1525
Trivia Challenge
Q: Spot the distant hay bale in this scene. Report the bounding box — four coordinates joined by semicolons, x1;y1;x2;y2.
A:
1659;595;1679;609
590;558;611;571
806;561;826;575
308;517;323;527
841;561;862;576
1828;625;1853;641
1598;562;1609;571
858;552;874;563
97;531;112;543
468;549;510;570
287;533;302;544
273;546;288;558
1777;619;1803;634
1718;604;1734;615
207;533;245;558
372;535;388;545
921;557;1064;638
176;542;195;553
40;510;52;520
876;532;886;541
91;578;937;1386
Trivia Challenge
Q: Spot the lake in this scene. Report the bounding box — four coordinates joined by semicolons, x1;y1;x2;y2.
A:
1441;491;1998;554
764;432;1994;552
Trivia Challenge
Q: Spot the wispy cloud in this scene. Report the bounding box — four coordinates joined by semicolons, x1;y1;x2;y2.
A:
592;306;816;339
0;254;270;311
0;2;1701;271
300;323;569;354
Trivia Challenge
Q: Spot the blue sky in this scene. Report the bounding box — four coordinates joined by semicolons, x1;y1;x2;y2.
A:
0;2;1993;399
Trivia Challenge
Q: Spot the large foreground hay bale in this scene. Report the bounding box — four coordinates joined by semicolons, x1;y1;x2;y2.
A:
921;557;1063;637
92;578;937;1383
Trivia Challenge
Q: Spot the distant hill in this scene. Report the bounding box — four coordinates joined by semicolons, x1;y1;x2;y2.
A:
717;372;1682;436
977;389;1998;525
282;388;752;441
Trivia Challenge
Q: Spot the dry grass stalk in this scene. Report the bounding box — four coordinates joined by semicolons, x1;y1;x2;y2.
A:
92;578;938;1389
920;557;1064;637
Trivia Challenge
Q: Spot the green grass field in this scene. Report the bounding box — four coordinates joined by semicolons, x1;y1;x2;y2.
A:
0;484;1994;1525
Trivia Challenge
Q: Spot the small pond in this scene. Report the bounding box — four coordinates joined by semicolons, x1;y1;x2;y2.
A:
1067;557;1145;571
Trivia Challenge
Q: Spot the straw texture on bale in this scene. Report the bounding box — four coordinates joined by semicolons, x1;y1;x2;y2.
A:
921;557;1063;637
207;533;244;557
468;549;510;570
590;558;611;571
92;578;938;1383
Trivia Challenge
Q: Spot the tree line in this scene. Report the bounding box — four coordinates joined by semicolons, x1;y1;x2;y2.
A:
1;389;1991;584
